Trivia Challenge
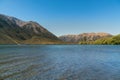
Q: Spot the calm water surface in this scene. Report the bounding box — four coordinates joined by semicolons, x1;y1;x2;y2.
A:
0;45;120;80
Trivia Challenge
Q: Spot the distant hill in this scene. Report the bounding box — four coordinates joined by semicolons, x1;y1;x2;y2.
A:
0;14;62;44
59;33;113;43
92;34;120;45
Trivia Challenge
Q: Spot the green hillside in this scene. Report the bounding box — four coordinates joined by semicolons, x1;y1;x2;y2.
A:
79;34;120;45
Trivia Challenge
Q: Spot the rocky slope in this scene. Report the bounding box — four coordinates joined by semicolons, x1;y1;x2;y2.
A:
59;33;113;43
0;14;61;44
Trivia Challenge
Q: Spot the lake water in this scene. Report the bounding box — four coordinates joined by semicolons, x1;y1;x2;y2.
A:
0;45;120;80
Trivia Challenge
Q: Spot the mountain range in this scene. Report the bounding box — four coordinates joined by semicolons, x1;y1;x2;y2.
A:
0;14;120;45
0;14;62;44
59;33;113;43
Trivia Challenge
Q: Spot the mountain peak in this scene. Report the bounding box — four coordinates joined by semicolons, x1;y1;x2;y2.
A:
0;14;27;27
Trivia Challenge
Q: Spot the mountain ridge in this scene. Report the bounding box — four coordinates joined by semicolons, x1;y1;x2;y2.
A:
59;32;113;43
1;14;119;45
0;14;62;44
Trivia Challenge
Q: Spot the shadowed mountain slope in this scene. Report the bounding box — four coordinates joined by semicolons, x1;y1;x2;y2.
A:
0;14;61;44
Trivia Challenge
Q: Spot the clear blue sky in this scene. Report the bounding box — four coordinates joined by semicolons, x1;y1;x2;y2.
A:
0;0;120;36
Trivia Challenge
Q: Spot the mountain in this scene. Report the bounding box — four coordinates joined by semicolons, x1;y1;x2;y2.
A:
59;33;113;43
0;14;61;44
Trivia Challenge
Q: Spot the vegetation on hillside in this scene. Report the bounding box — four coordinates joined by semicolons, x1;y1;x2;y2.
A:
79;34;120;45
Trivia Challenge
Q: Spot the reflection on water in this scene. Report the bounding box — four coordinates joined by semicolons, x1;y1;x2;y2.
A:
0;45;120;80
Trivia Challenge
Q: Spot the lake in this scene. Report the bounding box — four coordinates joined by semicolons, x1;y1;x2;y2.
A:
0;45;120;80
